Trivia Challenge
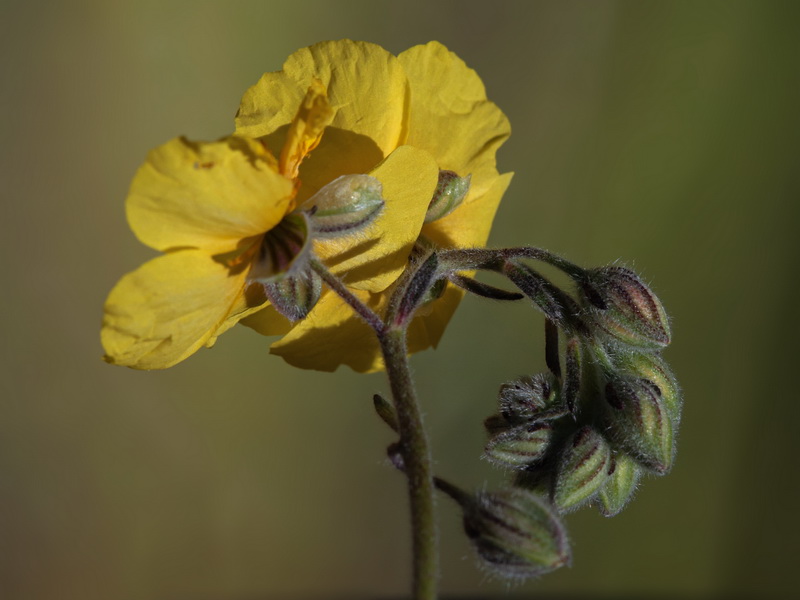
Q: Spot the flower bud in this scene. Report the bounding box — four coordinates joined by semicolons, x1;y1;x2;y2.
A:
498;373;564;424
579;266;670;349
553;426;612;512
597;453;642;517
605;377;675;474
618;352;682;425
261;265;322;322
463;487;571;580
484;422;553;470
424;170;471;223
303;174;385;237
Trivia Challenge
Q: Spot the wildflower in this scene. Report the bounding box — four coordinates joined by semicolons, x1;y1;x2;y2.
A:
238;40;512;371
101;60;440;369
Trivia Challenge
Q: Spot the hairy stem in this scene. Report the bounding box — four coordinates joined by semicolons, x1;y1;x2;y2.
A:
312;257;438;599
379;328;438;600
309;257;385;334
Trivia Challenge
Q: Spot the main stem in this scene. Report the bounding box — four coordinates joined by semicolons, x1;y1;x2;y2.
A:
311;259;438;599
379;327;438;600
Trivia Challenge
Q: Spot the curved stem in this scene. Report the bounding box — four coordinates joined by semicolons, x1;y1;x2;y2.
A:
379;328;438;600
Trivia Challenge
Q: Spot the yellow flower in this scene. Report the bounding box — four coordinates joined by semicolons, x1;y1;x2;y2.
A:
237;40;512;372
101;64;440;369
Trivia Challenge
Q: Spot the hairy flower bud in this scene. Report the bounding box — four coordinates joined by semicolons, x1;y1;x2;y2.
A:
262;265;322;322
463;488;571;580
579;266;670;349
597;453;642;517
424;170;471;223
484;422;553;470
618;352;682;425
302;174;385;237
553;426;612;512
498;373;565;423
605;377;675;474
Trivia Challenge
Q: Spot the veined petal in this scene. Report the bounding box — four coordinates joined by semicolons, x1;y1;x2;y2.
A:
101;250;248;369
127;136;294;254
236;40;409;158
398;42;511;200
314;145;439;293
269;290;384;373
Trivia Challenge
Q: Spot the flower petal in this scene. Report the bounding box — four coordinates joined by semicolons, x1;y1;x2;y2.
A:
314;145;439;293
127;136;294;253
205;282;290;346
238;302;294;338
279;79;335;181
236;40;409;158
101;250;248;369
398;42;511;199
269;290;385;373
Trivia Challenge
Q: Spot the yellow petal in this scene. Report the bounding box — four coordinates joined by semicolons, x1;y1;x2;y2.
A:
101;250;248;369
239;303;293;338
236;40;409;158
314;145;439;293
205;282;287;346
398;42;511;199
279;80;335;181
269;290;384;373
127;136;294;254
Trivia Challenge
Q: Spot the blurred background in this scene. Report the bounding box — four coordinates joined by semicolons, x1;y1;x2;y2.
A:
2;1;798;598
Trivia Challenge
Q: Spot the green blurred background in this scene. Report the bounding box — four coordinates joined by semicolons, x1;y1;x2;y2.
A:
2;1;798;598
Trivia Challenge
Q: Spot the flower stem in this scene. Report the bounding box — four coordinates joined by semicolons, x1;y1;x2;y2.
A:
309;257;385;334
311;257;439;599
378;327;438;600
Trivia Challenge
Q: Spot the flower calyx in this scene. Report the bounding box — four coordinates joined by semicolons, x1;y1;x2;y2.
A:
247;212;322;322
301;174;386;238
604;376;675;475
424;170;471;223
577;266;671;349
460;487;571;580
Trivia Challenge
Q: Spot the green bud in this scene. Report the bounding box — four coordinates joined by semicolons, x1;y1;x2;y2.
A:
618;352;682;425
484;422;553;470
261;265;322;322
605;377;675;474
463;487;571;580
424;170;471;223
553;426;612;512
597;453;642;517
579;266;671;349
303;174;385;237
249;213;313;282
498;373;565;424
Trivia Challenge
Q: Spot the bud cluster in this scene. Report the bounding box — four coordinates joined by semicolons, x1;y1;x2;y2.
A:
370;245;681;583
480;262;680;517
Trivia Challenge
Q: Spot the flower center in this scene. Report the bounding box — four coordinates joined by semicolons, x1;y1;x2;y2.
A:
248;213;312;283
